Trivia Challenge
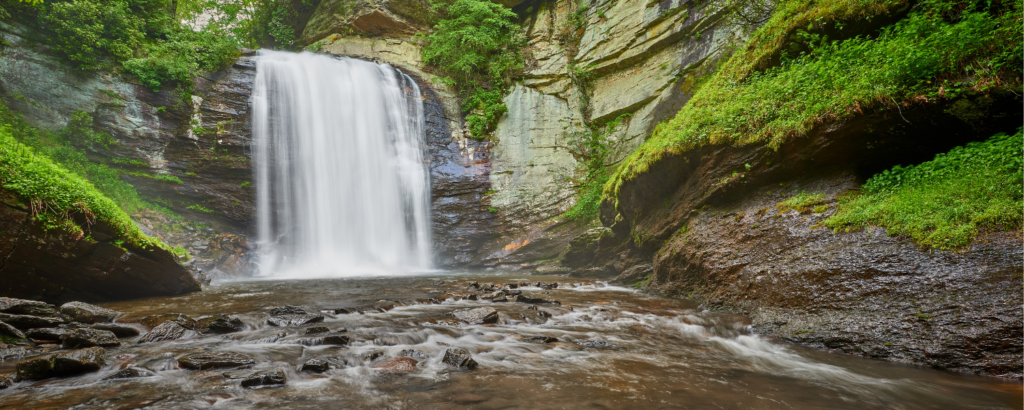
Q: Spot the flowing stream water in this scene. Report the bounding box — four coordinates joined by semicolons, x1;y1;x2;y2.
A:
0;274;1018;409
251;51;432;277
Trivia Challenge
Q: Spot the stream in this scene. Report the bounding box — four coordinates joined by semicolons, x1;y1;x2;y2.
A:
0;271;1018;409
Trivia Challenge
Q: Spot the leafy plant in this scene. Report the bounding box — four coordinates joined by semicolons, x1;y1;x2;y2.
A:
825;130;1023;249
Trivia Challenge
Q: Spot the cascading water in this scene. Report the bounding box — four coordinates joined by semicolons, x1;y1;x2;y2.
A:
251;50;431;277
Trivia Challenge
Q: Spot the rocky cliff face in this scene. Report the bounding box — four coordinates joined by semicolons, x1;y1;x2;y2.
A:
0;190;201;304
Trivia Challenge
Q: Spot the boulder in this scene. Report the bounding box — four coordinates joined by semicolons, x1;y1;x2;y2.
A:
240;370;286;388
0;321;29;345
0;312;66;329
90;323;141;337
0;297;57;317
60;328;120;348
140;313;196;330
299;358;329;373
610;264;654;286
452;307;498;325
371;357;418;374
441;348;477;369
103;366;156;380
178;352;255;370
138;321;200;343
25;327;67;343
195;314;245;334
17;347;107;380
59;302;121;324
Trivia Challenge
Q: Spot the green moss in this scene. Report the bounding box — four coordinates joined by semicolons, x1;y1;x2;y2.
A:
825;130;1023;249
123;171;183;184
777;191;828;213
0;127;160;249
607;0;1022;198
112;157;148;167
187;204;214;213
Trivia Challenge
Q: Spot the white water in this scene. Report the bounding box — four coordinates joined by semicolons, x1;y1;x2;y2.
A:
251;51;431;277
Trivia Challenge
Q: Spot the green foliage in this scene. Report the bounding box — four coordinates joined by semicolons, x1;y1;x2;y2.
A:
240;180;251;187
563;114;630;221
607;0;1022;198
123;171;183;184
0;127;160;248
825;130;1023;249
39;0;145;70
777;191;827;213
170;245;191;260
123;29;239;92
187;204;214;213
421;0;525;138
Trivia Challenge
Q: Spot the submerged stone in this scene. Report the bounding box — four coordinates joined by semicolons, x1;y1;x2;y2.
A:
90;323;141;337
140;313;196;330
178;352;255;370
60;302;121;324
266;313;324;327
372;357;418;374
103;366;156;380
60;328;120;348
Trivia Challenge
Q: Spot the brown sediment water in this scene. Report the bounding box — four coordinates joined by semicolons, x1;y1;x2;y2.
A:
0;271;1019;409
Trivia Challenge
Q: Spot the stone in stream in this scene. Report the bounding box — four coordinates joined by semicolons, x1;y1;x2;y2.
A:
294;334;349;346
452;307;498;325
269;306;306;316
513;294;560;305
0;312;66;330
0;321;29;345
299;358;329;373
266;306;324;327
17;347;107;380
240;370;286;388
522;336;558;344
26;327;68;343
0;297;57;317
333;308;353;314
399;349;430;360
60;328;120;348
140;313;196;330
138;321;200;343
461;294;478;301
0;374;12;389
304;326;330;335
60;302;121;324
372;357;418;374
103;366;156;380
195;314;245;334
178;352;255;370
441;348;477;369
90;323;141;337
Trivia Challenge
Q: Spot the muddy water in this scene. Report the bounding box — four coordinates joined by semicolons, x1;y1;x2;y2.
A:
0;271;1019;409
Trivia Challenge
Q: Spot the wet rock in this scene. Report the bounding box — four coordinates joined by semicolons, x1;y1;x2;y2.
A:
0;346;26;360
490;296;509;303
178;352;255;370
452;307;498;325
433;281;445;286
299;358;329;373
579;340;618;349
103;366;156;380
59;302;121;324
0;297;57;317
333;308;353;314
304;326;330;335
399;349;430;360
269;306;307;316
267;313;324;327
240;370;286;388
222;370;251;379
60;328;120;348
25;327;67;343
363;350;384;362
90;323;141;337
295;334;349;346
372;357;418;374
461;294;478;301
140;313;196;330
18;347;107;380
522;336;558;344
138;321;200;343
0;321;29;345
441;348;477;369
537;311;552;318
0;313;65;329
513;294;560;305
195;314;245;334
0;374;11;389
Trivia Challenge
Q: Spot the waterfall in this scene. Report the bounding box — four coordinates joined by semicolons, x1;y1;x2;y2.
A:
251;50;431;277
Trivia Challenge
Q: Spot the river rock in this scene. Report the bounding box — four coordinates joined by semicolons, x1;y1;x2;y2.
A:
452;307;498;325
138;321;200;343
0;297;57;317
299;358;329;373
0;313;65;329
399;349;430;360
140;313;196;330
269;306;306;316
25;327;67;343
195;314;245;334
90;323;141;337
522;336;558;344
267;313;324;327
103;366;156;380
0;321;29;345
371;357;418;374
513;294;560;305
240;370;286;388
17;347;107;380
60;328;120;348
59;302;121;324
0;374;11;389
441;348;477;369
294;334;349;346
304;326;330;335
461;294;478;301
178;352;255;370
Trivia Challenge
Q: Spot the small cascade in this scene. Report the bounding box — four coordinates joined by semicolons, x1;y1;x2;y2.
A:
251;50;431;277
